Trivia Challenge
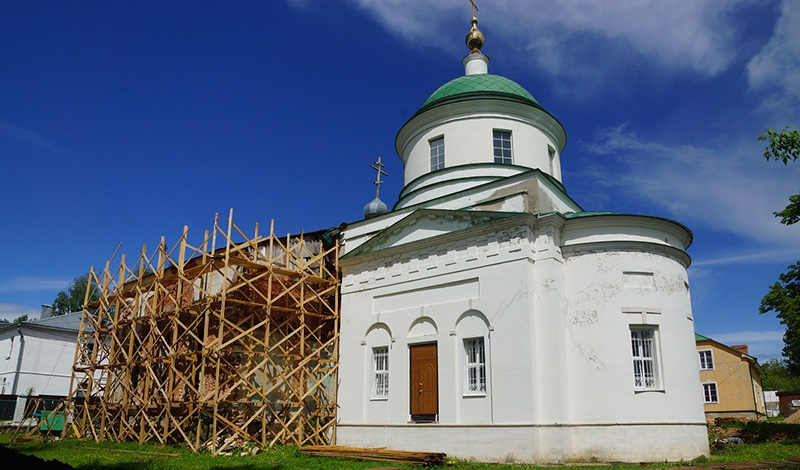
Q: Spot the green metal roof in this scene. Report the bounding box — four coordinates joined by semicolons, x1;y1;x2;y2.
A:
564;211;621;219
422;74;539;110
695;333;712;342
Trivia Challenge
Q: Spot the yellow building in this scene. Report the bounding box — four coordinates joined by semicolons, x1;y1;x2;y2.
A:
696;333;765;422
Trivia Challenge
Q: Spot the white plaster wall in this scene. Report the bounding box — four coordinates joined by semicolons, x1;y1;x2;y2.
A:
337;423;708;463
0;328;77;397
339;225;536;428
401;114;562;186
563;249;706;426
338;214;708;462
0;330;20;395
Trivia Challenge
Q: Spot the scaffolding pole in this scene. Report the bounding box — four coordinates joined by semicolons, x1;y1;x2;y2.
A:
66;212;340;454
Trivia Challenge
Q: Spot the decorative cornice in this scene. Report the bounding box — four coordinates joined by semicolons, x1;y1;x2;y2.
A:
561;241;692;268
340;211;531;267
399;162;530;199
394;167;583;212
340;211;569;268
564;213;693;249
337;421;709;428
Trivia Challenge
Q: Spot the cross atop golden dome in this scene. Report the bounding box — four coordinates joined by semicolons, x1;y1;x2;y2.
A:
466;0;485;54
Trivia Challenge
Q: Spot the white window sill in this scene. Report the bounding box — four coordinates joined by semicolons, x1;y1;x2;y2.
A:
370;396;389;401
704;401;719;404
634;388;665;394
463;392;487;398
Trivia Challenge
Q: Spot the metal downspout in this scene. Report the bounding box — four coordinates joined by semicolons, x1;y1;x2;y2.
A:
748;360;762;417
10;326;25;396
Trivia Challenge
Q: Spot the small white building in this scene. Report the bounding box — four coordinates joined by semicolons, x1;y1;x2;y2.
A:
0;312;82;421
764;391;780;418
334;16;708;464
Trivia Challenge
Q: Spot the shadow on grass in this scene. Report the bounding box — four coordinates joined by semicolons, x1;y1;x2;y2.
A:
73;464;284;470
1;444;73;470
739;421;800;444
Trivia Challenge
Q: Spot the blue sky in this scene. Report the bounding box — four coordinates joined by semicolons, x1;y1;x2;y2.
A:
1;1;798;360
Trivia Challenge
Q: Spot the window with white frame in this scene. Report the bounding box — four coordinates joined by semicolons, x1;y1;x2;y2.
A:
372;346;389;398
630;327;660;390
493;130;512;164
703;382;718;403
464;337;486;394
699;350;714;370
430;137;445;171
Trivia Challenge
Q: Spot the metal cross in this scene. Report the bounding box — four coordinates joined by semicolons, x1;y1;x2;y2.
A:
370;156;389;199
470;0;479;17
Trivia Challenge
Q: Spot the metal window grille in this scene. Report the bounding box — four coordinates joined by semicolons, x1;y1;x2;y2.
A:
630;328;658;390
703;383;718;403
493;130;512;164
464;338;486;393
373;347;389;397
430;137;445;171
0;399;16;421
699;350;714;370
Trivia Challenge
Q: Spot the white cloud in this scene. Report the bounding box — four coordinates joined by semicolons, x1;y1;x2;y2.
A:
343;0;756;82
692;248;798;267
0;303;40;322
747;0;800;118
0;121;63;154
285;0;311;9
705;330;786;359
582;123;800;248
711;330;784;343
0;277;70;293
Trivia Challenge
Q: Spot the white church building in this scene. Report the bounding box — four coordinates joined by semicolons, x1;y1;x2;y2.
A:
334;12;709;463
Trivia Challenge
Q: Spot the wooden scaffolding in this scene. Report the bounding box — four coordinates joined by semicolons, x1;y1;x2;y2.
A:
67;211;340;453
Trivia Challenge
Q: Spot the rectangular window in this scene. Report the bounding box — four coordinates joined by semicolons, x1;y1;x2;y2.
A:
493;130;512;164
630;327;660;390
430;137;445;171
372;347;389;398
703;382;718;403
699;350;714;370
464;337;486;394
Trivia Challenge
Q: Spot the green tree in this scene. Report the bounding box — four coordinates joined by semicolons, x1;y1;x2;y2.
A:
761;358;800;391
52;274;98;315
0;314;28;324
761;262;800;376
759;126;800;375
759;126;800;225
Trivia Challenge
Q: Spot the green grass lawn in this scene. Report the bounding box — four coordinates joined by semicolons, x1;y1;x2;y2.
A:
1;433;397;470
2;424;800;470
707;420;800;464
0;433;653;470
711;441;800;463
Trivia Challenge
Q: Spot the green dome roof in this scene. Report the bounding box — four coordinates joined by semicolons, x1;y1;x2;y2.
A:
421;74;539;110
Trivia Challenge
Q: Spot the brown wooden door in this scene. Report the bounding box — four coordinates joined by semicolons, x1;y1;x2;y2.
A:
409;343;438;417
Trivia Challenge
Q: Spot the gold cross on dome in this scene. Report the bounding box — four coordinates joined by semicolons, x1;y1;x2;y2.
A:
470;0;479;17
370;156;388;198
